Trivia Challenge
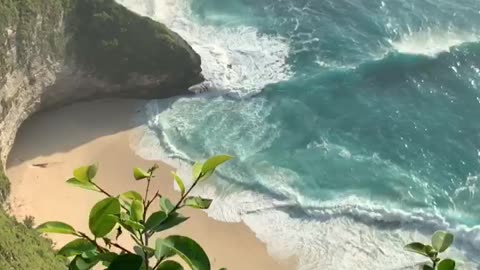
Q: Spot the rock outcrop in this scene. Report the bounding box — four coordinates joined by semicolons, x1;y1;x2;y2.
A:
0;0;204;200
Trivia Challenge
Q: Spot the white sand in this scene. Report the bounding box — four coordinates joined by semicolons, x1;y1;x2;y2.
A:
7;99;295;270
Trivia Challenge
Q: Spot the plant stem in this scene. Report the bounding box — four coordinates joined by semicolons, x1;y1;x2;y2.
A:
144;179;151;204
77;232;108;253
430;256;438;270
145;175;202;238
142;175;153;270
171;175;202;213
92;182;114;197
145;192;160;211
152;256;166;270
111;242;132;254
78;231;132;254
92;182;130;212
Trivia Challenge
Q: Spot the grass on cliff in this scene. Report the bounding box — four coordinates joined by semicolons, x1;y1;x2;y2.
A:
0;210;67;270
0;167;66;270
67;0;200;83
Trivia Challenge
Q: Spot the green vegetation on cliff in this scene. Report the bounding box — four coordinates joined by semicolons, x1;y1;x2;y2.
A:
66;0;201;83
0;164;66;270
0;166;9;203
0;0;202;85
0;0;69;81
0;209;66;270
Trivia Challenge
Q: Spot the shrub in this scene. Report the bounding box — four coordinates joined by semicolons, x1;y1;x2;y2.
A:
36;155;232;270
404;231;456;270
23;215;35;229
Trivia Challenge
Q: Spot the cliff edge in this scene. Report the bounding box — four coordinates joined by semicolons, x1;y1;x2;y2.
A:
0;0;203;268
0;0;203;199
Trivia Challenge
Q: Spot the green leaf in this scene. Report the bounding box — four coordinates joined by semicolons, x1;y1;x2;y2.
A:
421;265;434;270
155;238;176;260
193;162;214;181
130;200;144;222
425;245;438;258
201;155;233;175
184;196;212;209
116;213;142;235
432;231;454;252
158;261;184;270
66;178;100;192
145;211;167;232
133;167;150;180
120;218;145;232
81;250;97;259
97;252;118;267
193;162;203;180
156;235;210;270
88;164;98;180
152;213;189;233
107;254;143;270
404;242;428;257
172;172;186;196
70;255;100;270
134;245;155;259
147;212;188;233
89;197;121;237
58;238;96;257
36;221;77;235
74;164;98;182
437;259;456;270
120;191;143;202
160;197;175;213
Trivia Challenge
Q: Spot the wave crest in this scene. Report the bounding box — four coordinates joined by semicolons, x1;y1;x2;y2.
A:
116;0;292;97
131;112;480;269
390;29;479;57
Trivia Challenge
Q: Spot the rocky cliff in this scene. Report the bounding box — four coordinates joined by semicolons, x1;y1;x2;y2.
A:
0;0;203;201
0;1;203;268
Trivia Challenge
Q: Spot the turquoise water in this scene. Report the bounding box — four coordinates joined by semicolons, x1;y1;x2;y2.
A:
119;0;480;268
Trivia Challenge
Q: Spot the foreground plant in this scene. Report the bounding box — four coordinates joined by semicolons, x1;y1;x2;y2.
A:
404;231;456;270
36;155;233;270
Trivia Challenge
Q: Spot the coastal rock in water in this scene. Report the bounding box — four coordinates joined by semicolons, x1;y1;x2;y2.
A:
188;80;219;94
0;0;204;176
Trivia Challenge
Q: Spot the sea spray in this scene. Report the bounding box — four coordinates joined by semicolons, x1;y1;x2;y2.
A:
116;0;292;96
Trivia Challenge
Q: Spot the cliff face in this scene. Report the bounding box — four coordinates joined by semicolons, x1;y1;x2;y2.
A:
0;0;203;200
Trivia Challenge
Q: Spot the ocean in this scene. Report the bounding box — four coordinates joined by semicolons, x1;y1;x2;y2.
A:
117;0;480;269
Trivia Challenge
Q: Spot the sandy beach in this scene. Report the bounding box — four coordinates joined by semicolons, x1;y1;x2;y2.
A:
6;99;294;270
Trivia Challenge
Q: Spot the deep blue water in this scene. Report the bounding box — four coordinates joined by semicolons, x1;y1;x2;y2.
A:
120;0;480;268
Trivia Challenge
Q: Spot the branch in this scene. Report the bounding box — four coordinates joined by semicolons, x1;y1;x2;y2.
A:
111;242;132;254
152;256;166;270
145;174;203;237
78;232;108;253
171;174;202;213
141;166;158;270
78;231;133;254
145;192;161;211
92;182;114;198
91;182;130;212
143;179;151;205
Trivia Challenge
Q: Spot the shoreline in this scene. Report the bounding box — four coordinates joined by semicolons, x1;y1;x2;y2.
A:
6;99;294;270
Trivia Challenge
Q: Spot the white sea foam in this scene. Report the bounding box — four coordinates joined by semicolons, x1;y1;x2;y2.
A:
131;101;480;270
120;1;480;268
134;129;480;270
116;0;292;97
390;28;479;57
